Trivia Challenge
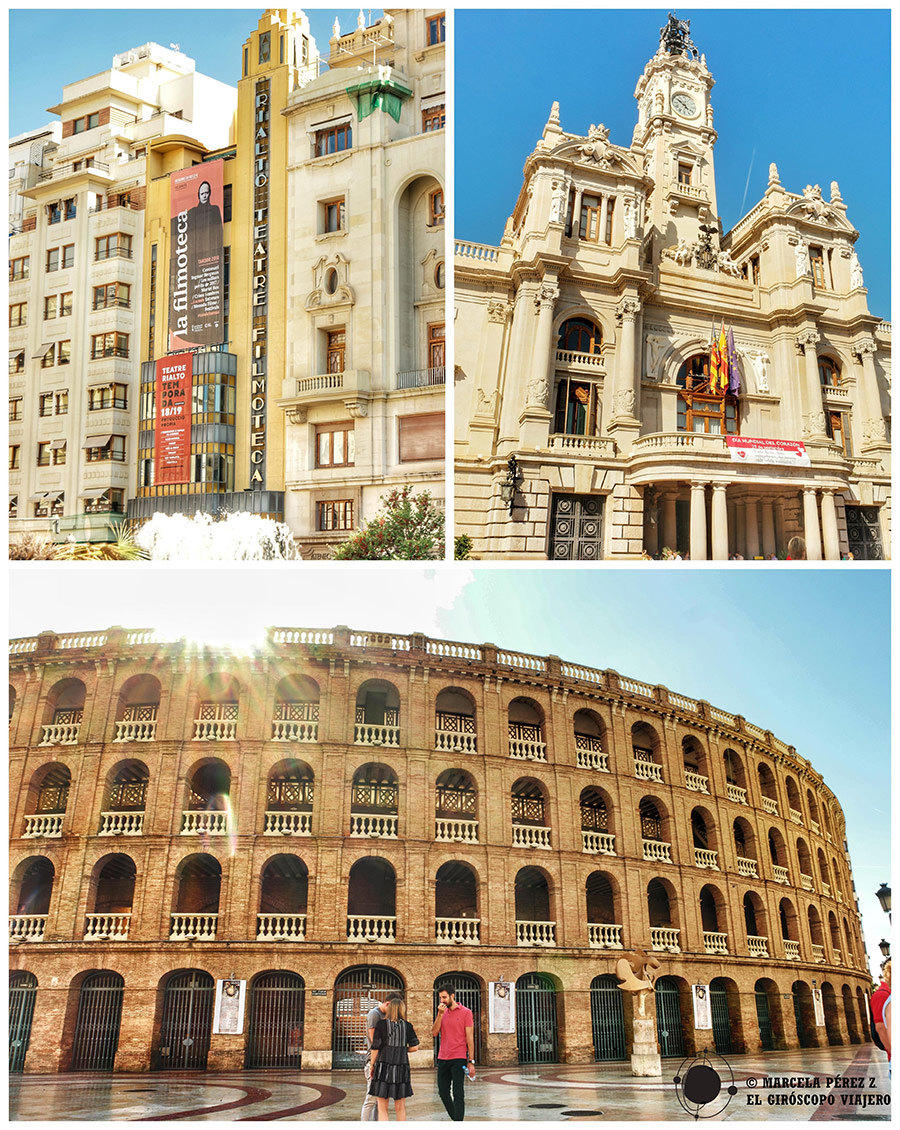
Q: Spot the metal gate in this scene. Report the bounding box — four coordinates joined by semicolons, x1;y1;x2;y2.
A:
157;970;214;1070
246;972;305;1069
433;974;483;1063
549;495;603;560
792;988;807;1046
655;978;685;1058
333;966;403;1069
71;972;124;1071
516;973;558;1063
755;990;774;1051
845;506;884;560
9;971;37;1073
590;975;627;1061
709;980;733;1055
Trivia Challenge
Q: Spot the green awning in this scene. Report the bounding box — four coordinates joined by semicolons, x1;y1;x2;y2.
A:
345;77;412;123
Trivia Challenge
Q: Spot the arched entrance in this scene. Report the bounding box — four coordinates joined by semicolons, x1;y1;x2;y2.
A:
71;972;124;1071
433;973;483;1063
709;978;733;1055
820;983;842;1046
9;971;37;1073
842;984;861;1043
754;979;779;1051
655;977;685;1057
590;974;626;1061
792;981;817;1048
332;966;404;1069
157;970;215;1070
515;973;558;1063
246;972;305;1068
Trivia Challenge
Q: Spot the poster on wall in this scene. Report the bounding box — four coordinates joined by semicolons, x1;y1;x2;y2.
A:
725;436;811;467
812;986;826;1028
154;353;192;484
692;984;712;1030
213;979;246;1035
489;981;515;1033
168;158;225;350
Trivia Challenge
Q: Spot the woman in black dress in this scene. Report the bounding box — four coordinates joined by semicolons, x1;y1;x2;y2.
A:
369;995;419;1121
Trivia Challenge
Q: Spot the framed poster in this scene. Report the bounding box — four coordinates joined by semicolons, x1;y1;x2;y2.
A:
154;353;192;484
812;986;826;1028
213;978;246;1035
489;981;515;1033
168;159;225;350
692;984;712;1030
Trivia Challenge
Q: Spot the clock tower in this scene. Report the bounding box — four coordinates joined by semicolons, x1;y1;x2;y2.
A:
633;14;719;249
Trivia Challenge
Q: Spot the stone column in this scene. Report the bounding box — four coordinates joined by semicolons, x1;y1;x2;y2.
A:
734;497;746;558
820;489;841;561
802;488;823;560
851;337;889;453
608;296;642;451
661;493;677;553
498;282;538;448
572;187;583;235
796;328;828;441
744;497;760;559
599;195;610;244
761;500;777;558
689;481;707;560
710;483;729;560
518;280;558;449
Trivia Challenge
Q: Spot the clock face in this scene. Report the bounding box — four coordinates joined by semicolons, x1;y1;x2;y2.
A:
672;92;698;118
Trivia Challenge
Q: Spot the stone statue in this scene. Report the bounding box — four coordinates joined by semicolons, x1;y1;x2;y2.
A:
623;197;637;239
850;250;864;289
830;180;842;203
744;349;770;394
613;388;635;417
644;334;665;377
475;386;498;418
659;12;698;58
671;238;695;267
549;179;567;224
795;241;811;279
716;249;742;277
803;409;827;438
706;105;714;127
357;9;365;29
332;16;341;36
768;162;780;186
526;374;550;409
616;949;662;1018
803;184;823;200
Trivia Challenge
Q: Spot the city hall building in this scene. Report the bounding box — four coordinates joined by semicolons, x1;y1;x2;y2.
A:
454;16;891;560
10;625;873;1073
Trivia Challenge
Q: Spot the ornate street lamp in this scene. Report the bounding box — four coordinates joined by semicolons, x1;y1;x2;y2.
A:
876;883;891;920
499;454;522;515
878;939;890;959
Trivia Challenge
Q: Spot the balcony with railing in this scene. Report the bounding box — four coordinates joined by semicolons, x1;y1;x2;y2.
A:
783;939;801;960
513;824;552;849
436;817;479;843
761;796;778;815
193;702;238;741
821;881;831;898
800;873;815;891
113;705;157;742
726;783;748;805
650;926;681;953
634;752;663;782
516;920;556;947
84;913;131;941
833;948;842;965
396;366;445;389
582;831;616;856
169;912;217;940
811;943;825;963
180;810;228;836
642;839;673;863
291;367;370;405
22;813;64;838
264;811;312;835
575;734;608;771
694;848;719;870
435;711;477;754
40;710;83;745
272;702;319;742
347;915;396;942
9;915;47;942
774;865;790;884
588;923;624;949
703;931;728;955
789;808;804;825
737;856;759;878
98;811;144;836
685;770;709;794
257;913;307;941
809;819;820;836
508;721;546;762
435;917;480;945
350;813;398;838
747;935;769;958
354;705;400;746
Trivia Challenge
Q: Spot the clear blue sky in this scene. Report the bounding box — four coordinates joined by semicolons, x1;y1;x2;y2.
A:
456;8;891;319
9;566;890;977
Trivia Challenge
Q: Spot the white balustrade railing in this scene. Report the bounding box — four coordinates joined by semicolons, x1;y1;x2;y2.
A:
435;729;477;754
40;721;81;745
193;718;237;740
650;926;681;952
747;935;769;958
271;719;319;742
257;913;307;941
516;920;556;947
350;813;398;838
9;914;47;941
354;723;400;746
783;939;801;960
513;824;551;849
98;811;144;836
821;882;831;898
800;873;814;891
508;736;547;761
347;915;396;942
737;856;759;878
181;810;228;835
726;783;748;805
170;912;217;940
23;813;64;837
685;771;709;793
761;796;778;815
575;745;608;772
582;831;616;856
634;759;663;782
833;948;842;965
264;811;312;835
704;931;728;955
694;848;719;870
435;918;480;944
455;239;499;262
789;808;804;825
435;818;478;843
113;718;157;742
642;839;672;863
84;912;131;940
588;923;623;949
810;819;820;835
774;865;790;884
811;943;825;963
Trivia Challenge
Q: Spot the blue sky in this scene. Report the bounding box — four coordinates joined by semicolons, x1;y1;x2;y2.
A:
455;8;891;319
9;566;890;976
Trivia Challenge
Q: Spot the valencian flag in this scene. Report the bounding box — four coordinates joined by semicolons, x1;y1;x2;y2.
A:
716;322;729;392
726;326;742;395
708;320;720;393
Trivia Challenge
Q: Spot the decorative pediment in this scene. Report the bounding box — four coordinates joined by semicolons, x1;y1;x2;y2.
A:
548;135;643;178
306;253;356;311
783;192;854;232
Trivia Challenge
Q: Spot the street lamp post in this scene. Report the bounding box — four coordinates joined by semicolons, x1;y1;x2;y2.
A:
878;939;890;959
875;883;891;922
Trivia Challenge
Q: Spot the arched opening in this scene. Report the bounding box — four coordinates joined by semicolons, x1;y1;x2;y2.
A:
433;973;484;1063
193;673;239;740
514;866;554;946
590;974;627;1061
24;763;71;836
40;679;85;745
655;976;691;1057
354;679;400;746
346;858;396;941
9;685;17;726
733;817;758;876
182;758;231;835
631;722;663;781
85;854;136;940
806;789;821;831
573;708;606;770
332;965;404;1068
396;174;443;381
791;981;818;1048
842;984;861;1043
113;674;161;742
11;857;54;940
796;837;813;887
507;697;546;761
807;905;826;961
171;854;221;939
700;885;727;953
586;871;621;949
511;777;550;849
842;919;855;966
785;776;802;821
676;352;738;435
554;318;603;437
580;787;614;855
258;855;308;941
350;763;398;838
691;806;718;869
648;878;679;952
435;861;479;944
434;688;477;754
70;971;124;1071
639;797;671;862
779;898;800;959
435;769;478;843
855;987;869;1045
265;758;314;834
515;972;558;1063
710;977;744;1054
818;356;841;388
99;760;149;835
744;892;768;956
828;911;842;961
246;971;306;1068
757;763;778;814
272;675;320;743
768;827;788;883
820;982;842;1046
723;748;747;800
682;736;708;792
754;978;785;1051
9;971;38;1072
817;848;831;894
155;970;215;1070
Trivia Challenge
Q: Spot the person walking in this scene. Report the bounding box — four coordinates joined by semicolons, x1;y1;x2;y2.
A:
432;987;475;1121
361;998;389;1121
369;996;420;1121
872;960;891;1067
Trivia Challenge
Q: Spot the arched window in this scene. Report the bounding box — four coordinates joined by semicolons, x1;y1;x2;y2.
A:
818;357;840;387
347;858;396;941
676;353;738;435
434;861;479;944
435;769;478;842
558;317;601;355
350;763;399;838
258;855;308;941
514;867;554;946
554;319;602;437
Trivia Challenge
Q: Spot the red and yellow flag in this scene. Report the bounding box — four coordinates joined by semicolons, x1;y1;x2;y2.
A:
717;323;729;392
708;322;720;392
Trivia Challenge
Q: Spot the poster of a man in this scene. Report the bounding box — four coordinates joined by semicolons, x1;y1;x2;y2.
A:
168;160;225;350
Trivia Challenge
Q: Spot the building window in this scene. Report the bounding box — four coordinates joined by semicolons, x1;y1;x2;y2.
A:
9;256;29;281
315;124;352;157
60;292;72;317
65;198;77;220
825;411;851;456
423;103;445;131
9;302;27;327
35;494;64;518
435;261;445;289
39;393;54;418
88;383;128;411
85;435;126;462
429;188;445;226
316;423;355;468
317;499;354;531
554;379;596;435
9;445;20;470
37;440;66;466
39;391;66;417
223;183;232;224
9;398;22;422
428;322;445;369
93;282;131;310
818;357;840;388
322;197;346;233
43;296;56;320
676;353;739;435
677;163;693;185
809;246;827;288
40;346;55;369
85;488;124;514
60;244;75;269
95;233;133;261
326;329;346;373
56;391;68;415
748;256;760;284
58;340;71;366
10;351;25;375
72;112;99;134
37;442;50;466
48;202;61;224
259;30;271;63
558;317;602;355
579;195;614;244
9;495;17;518
427;13;445;45
398;412;444;462
91;332;129;359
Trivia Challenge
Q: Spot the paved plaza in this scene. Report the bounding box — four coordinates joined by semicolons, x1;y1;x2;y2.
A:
9;1045;890;1121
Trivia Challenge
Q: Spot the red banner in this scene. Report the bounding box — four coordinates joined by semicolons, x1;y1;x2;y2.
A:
168;159;225;350
725;437;811;467
154;354;192;484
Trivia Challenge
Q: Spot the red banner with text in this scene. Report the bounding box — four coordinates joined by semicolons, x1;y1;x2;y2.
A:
154;354;192;484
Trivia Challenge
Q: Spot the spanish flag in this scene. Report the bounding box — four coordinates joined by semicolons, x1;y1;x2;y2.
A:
717;323;729;393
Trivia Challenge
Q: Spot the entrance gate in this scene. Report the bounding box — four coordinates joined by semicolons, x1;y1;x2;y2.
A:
333;966;403;1069
709;979;733;1055
157;970;214;1070
590;975;627;1061
845;506;884;560
549;495;603;560
246;972;305;1068
71;972;124;1071
516;973;558;1063
655;978;685;1058
9;971;37;1073
755;990;774;1051
792;987;807;1045
433;974;483;1063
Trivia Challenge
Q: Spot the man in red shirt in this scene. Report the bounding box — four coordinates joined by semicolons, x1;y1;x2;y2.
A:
871;960;891;1060
432;987;475;1120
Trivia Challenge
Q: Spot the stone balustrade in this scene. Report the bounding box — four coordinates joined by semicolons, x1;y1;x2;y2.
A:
435;729;477;754
588;923;624;949
821;882;831;898
833;948;842;965
761;796;778;815
582;830;616;856
39;721;81;745
747;935;769;958
516;920;556;947
694;848;719;870
181;810;228;835
436;818;479;843
513;824;551;849
9;914;47;941
575;735;607;770
726;783;748;805
264;811;312;835
783;939;801;960
800;873;814;891
642;839;672;863
703;931;728;954
257;913;307;941
23;813;64;838
347;915;396;942
789;808;804;825
113;717;157;742
350;814;398;838
810;819;820;835
774;865;790;884
811;944;825;963
193;718;237;740
84;912;131;940
98;811;144;835
737;856;759;878
271;719;318;742
435;917;480;944
509;736;547;761
170;912;217;940
354;723;400;747
634;759;663;782
650;926;681;953
685;771;709;793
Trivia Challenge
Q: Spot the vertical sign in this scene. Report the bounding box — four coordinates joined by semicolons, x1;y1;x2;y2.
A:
250;77;270;488
168;159;225;350
213;979;246;1035
812;987;825;1028
489;982;515;1033
692;984;712;1030
154;353;192;484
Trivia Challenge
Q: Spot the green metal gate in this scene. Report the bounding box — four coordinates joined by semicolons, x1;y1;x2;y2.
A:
655;977;685;1058
333;966;403;1069
433;974;483;1063
157;970;215;1070
590;975;627;1061
246;972;305;1068
709;979;733;1055
9;971;37;1073
71;972;124;1071
516;973;558;1063
755;990;774;1051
